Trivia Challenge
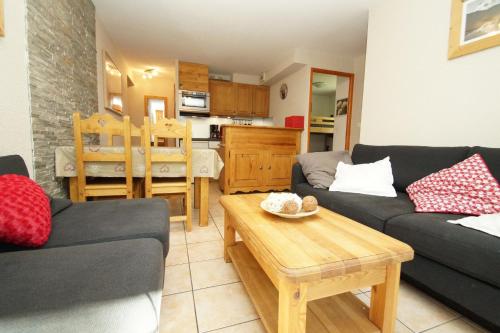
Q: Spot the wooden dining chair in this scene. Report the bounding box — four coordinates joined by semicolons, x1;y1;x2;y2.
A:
72;112;133;201
142;117;193;231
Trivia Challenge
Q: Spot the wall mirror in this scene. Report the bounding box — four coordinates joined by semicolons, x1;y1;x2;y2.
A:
307;68;354;152
104;52;122;113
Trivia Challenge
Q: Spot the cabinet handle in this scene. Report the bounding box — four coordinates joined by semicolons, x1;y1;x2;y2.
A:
268;166;271;170
259;165;263;170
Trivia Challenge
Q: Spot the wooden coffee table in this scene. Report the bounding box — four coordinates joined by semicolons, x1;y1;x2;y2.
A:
220;194;414;333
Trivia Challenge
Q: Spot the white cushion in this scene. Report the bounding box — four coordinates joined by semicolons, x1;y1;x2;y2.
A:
447;213;500;238
329;157;397;197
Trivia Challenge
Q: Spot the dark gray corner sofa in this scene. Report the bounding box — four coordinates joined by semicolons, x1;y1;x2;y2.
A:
292;144;500;332
0;155;170;333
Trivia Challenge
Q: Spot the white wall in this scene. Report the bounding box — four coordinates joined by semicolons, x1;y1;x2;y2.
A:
269;49;360;153
269;66;310;152
360;0;500;147
350;54;366;149
232;73;260;85
0;0;33;175
333;77;349;151
127;73;176;128
312;94;335;117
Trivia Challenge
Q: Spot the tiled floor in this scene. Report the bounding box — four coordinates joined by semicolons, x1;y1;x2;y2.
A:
159;182;488;333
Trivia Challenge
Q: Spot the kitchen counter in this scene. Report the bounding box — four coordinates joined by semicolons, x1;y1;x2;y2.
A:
219;125;301;194
192;138;221;142
220;124;303;131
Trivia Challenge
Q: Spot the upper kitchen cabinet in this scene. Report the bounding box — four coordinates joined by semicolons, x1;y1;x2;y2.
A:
210;79;236;116
252;85;270;117
235;84;253;117
179;62;209;92
210;80;270;118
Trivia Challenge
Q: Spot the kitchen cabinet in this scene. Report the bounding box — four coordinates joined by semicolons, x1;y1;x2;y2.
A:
229;149;263;188
221;125;302;194
209;80;270;118
252;85;270;117
229;149;295;189
179;62;209;92
235;84;253;116
210;80;236;116
265;149;296;186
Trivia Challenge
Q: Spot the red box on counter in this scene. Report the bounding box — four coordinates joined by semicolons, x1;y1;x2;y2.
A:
285;116;304;129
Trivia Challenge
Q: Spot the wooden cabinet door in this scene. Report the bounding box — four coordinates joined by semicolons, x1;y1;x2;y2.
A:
264;150;295;186
253;86;270;117
229;149;264;188
179;62;209;92
210;80;235;116
235;84;253;117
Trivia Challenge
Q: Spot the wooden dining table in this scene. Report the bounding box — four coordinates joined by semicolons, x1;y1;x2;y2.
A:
55;146;224;227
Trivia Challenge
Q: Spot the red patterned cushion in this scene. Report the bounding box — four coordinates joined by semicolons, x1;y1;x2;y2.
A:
406;154;500;215
0;174;51;247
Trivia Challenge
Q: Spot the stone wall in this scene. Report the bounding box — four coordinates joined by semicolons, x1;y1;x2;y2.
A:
26;0;97;197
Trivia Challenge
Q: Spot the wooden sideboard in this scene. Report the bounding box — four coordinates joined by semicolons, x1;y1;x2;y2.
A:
220;125;302;194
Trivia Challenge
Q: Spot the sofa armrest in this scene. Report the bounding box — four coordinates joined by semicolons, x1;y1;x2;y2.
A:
0;155;29;177
291;163;307;193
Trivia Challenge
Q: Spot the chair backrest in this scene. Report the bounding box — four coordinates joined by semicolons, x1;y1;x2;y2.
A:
142;117;192;182
100;118;140;146
72;112;133;193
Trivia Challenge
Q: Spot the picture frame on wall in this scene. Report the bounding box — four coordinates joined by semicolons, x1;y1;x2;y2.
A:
335;98;348;116
0;0;5;37
448;0;500;59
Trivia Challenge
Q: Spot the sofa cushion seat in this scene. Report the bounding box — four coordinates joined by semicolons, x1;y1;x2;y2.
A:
0;238;164;333
385;213;500;288
47;198;169;254
295;183;415;231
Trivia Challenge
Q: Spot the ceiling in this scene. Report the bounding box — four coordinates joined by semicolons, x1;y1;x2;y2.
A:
93;0;373;75
312;73;338;95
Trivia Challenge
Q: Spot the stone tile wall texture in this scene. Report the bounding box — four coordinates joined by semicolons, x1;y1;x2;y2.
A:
26;0;97;197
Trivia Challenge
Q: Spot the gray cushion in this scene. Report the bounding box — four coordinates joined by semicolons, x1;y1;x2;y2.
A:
0;238;164;333
294;183;415;231
0;198;169;255
45;198;170;255
296;150;352;189
386;213;500;288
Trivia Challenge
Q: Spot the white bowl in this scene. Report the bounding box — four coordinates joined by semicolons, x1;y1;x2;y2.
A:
260;201;319;219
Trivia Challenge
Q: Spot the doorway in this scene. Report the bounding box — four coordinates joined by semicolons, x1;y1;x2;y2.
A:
144;95;174;146
307;68;354;152
144;95;168;122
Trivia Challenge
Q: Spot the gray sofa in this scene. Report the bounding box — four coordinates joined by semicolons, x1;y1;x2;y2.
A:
0;155;169;333
292;144;500;332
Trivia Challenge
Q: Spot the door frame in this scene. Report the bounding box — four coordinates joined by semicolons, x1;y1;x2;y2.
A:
144;95;168;117
307;68;355;152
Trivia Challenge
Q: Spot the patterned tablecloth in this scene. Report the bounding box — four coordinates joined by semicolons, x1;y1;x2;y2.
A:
55;146;224;179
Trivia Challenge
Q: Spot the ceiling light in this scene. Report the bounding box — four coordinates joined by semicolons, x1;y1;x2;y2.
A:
143;68;159;79
312;81;327;88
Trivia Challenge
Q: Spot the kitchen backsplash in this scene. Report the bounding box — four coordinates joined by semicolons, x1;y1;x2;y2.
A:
179;116;274;139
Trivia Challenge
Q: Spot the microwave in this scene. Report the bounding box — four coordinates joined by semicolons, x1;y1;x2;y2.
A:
178;90;210;117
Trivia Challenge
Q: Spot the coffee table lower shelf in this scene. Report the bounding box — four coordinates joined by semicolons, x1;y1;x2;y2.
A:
227;242;380;333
